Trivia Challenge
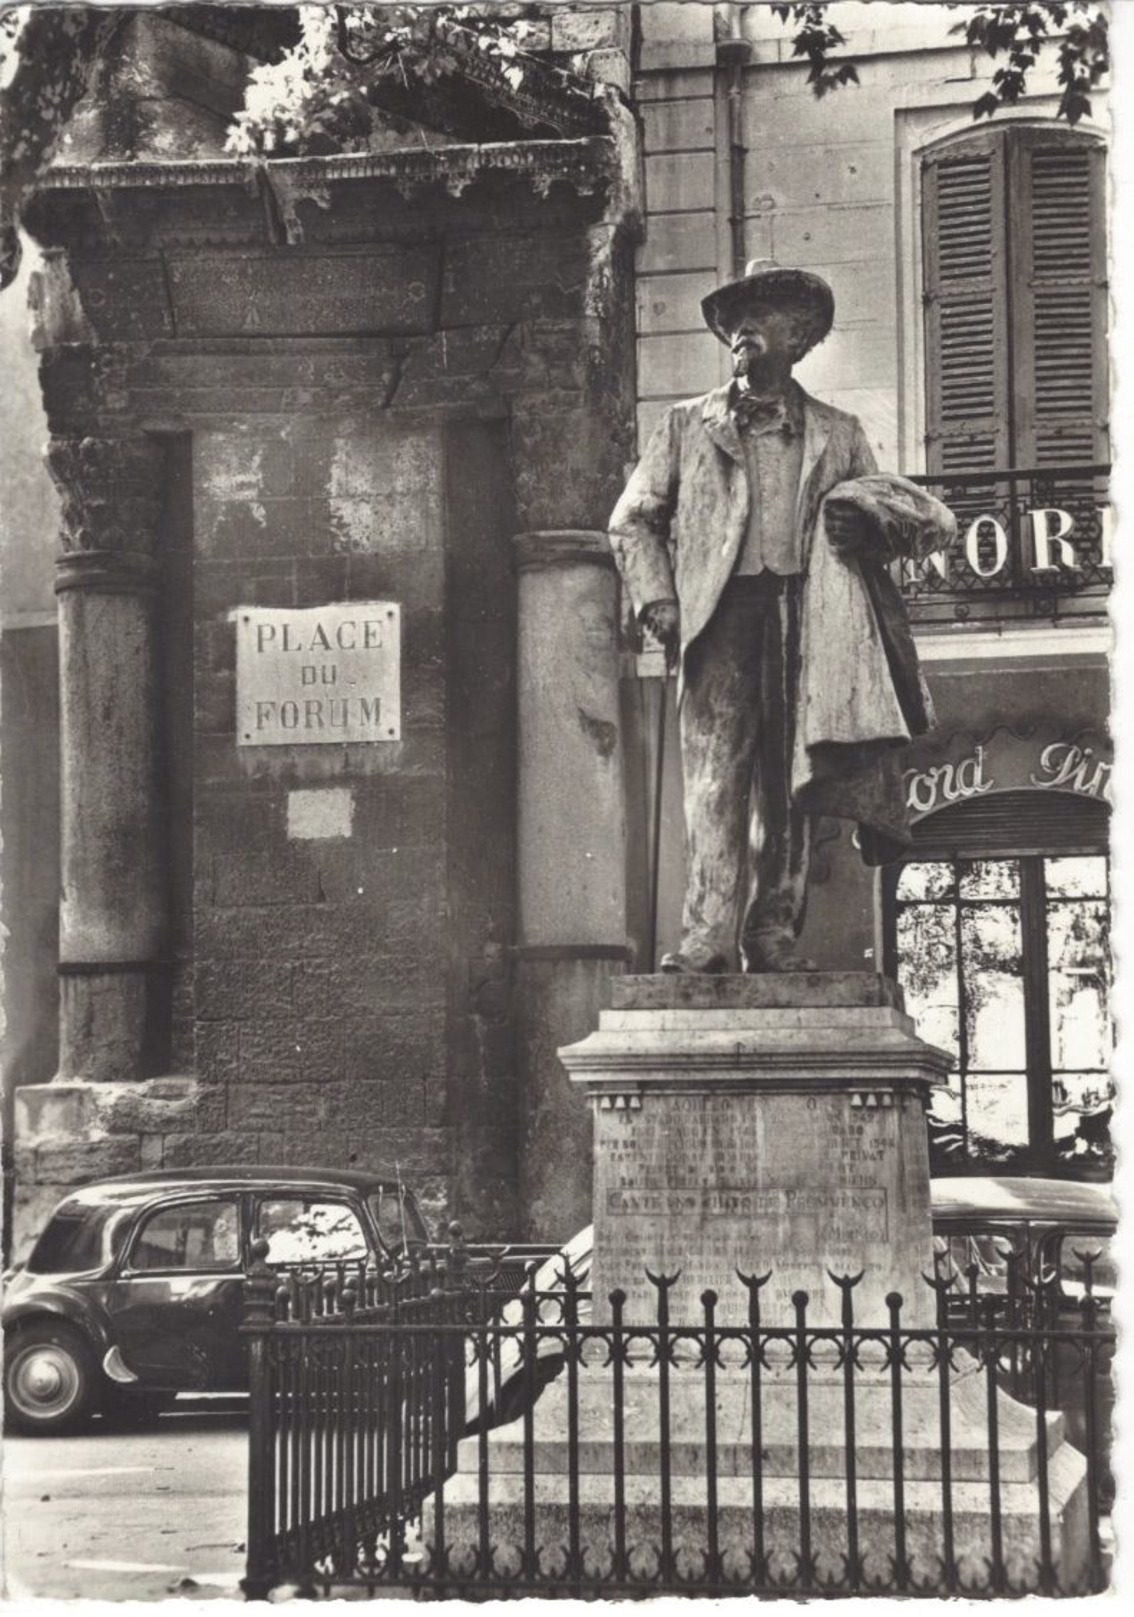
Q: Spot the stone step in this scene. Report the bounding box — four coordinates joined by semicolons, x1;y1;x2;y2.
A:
460;1371;1067;1486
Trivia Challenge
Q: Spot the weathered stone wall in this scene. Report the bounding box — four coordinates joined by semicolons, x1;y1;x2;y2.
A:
18;148;636;1243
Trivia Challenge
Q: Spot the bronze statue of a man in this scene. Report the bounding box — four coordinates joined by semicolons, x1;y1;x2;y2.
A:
609;259;955;974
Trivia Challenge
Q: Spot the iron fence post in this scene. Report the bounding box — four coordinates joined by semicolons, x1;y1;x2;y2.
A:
831;1270;864;1591
738;1267;771;1587
884;1292;909;1593
1079;1274;1106;1592
792;1290;814;1591
241;1236;280;1601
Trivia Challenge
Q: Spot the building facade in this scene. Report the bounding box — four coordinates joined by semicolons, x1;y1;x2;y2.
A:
626;1;1111;1184
1;3;1112;1260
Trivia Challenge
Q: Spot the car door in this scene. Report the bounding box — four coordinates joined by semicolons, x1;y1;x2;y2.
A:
107;1194;248;1390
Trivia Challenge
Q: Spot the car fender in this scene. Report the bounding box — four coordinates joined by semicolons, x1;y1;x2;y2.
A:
3;1285;113;1359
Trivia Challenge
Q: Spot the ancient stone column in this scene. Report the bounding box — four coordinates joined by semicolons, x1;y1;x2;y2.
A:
48;433;169;1083
513;530;627;1239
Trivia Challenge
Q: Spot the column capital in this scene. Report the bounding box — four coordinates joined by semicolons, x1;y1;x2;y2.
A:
46;433;168;557
512;529;613;572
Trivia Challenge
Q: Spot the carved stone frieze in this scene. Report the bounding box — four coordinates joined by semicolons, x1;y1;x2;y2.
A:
46;433;167;556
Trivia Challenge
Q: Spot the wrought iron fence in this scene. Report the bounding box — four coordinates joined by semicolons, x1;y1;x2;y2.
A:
901;465;1110;624
241;1240;1113;1600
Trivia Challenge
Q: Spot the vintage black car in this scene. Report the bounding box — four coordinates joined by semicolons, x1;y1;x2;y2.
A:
2;1166;431;1434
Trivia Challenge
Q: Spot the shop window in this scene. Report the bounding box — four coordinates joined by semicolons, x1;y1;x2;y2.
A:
885;853;1112;1176
921;124;1107;474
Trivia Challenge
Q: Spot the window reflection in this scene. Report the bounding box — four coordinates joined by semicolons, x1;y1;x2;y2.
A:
1045;855;1108;899
966;1072;1031;1155
960;903;1026;1073
897;861;955;901
959;859;1020;900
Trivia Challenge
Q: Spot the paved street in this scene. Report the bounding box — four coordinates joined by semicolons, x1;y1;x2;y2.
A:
2;1399;249;1602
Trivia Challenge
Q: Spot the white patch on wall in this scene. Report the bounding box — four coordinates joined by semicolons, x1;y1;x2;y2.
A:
287;788;354;841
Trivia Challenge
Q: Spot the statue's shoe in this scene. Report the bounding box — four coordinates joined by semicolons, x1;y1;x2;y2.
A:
743;933;818;973
659;945;730;974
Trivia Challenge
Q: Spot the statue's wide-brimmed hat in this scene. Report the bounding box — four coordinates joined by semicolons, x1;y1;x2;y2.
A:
701;258;835;349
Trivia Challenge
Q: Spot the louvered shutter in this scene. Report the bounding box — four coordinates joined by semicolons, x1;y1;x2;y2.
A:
922;132;1013;475
922;125;1108;480
1008;129;1108;469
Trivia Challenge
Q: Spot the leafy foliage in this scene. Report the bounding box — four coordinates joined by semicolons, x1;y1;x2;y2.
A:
226;3;546;156
770;3;859;96
955;3;1108;124
770;1;1107;123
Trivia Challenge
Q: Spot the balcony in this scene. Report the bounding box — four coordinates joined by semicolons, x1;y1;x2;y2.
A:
901;466;1111;626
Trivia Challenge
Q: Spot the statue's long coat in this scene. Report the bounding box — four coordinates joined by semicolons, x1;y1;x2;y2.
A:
609;380;953;861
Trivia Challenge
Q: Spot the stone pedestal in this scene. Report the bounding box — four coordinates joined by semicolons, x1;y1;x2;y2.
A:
566;972;945;1329
434;975;1090;1592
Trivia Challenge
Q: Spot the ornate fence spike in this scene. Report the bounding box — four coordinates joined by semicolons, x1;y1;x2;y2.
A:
736;1265;773;1289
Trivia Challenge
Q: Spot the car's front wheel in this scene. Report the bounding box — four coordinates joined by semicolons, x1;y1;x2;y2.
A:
4;1322;99;1435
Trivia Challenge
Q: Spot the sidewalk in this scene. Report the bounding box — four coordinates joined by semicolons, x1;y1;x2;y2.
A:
2;1401;248;1602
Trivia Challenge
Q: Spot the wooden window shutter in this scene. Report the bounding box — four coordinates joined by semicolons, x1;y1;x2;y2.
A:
1008;129;1108;469
921;131;1013;475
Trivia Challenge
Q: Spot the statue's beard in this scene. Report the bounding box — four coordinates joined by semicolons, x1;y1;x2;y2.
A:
732;344;776;390
731;340;794;394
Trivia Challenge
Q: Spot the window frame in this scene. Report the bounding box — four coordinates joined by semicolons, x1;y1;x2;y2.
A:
251;1192;373;1268
883;842;1111;1176
123;1194;245;1276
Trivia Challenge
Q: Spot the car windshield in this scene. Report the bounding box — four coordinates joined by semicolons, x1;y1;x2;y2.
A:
26;1200;132;1275
368;1188;430;1253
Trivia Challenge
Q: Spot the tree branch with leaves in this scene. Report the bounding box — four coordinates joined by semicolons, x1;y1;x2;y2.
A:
771;1;1107;124
959;3;1108;124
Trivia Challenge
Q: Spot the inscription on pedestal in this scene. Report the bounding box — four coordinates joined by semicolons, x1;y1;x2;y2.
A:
591;1088;932;1328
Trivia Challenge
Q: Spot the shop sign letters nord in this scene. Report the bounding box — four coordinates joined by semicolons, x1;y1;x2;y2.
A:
235;603;401;745
904;728;1112;818
920;506;1112;581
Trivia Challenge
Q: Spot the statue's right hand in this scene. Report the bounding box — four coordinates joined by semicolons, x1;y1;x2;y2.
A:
640;600;680;671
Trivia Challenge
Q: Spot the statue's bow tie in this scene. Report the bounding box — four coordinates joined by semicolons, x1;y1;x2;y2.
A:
732;391;794;434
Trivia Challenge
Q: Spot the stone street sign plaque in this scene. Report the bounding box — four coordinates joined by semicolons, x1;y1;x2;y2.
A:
235;602;401;746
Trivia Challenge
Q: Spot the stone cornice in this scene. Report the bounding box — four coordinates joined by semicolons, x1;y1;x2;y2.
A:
36;136;617;202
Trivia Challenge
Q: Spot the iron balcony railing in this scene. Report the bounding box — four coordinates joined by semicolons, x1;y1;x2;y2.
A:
241;1239;1113;1600
902;465;1111;625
